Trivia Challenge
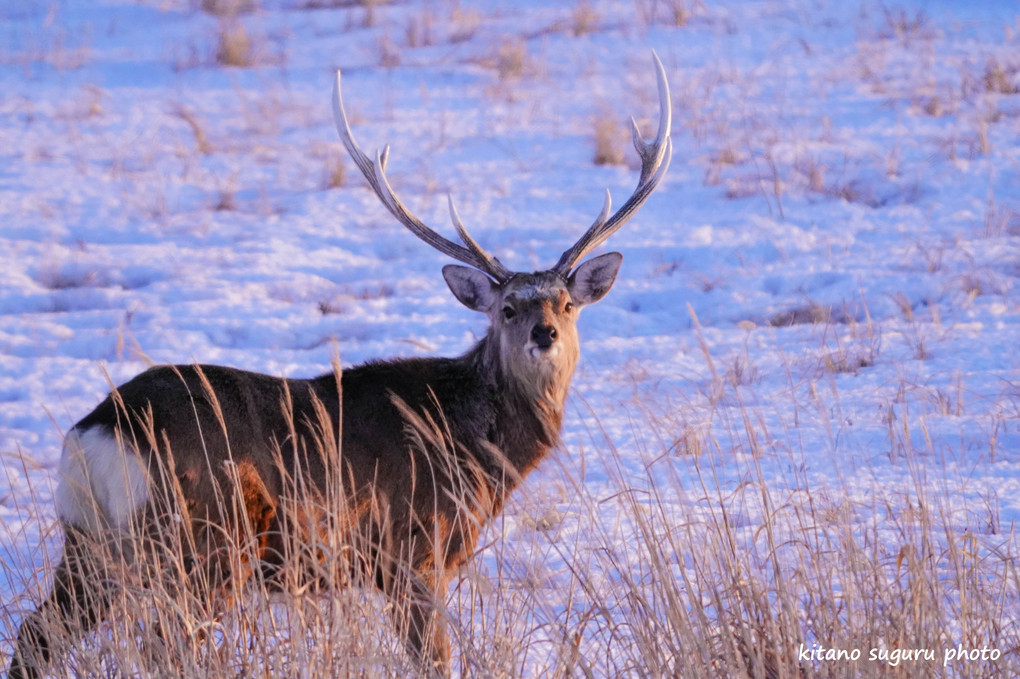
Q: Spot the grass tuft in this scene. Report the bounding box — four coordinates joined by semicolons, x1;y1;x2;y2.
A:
571;1;599;37
323;156;347;190
201;0;256;17
592;115;625;166
495;40;527;81
215;21;252;67
3;372;1019;676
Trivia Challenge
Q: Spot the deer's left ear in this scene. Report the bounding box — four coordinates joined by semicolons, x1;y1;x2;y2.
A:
443;265;500;313
567;252;623;306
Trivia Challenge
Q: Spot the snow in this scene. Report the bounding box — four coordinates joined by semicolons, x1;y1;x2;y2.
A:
2;0;1019;673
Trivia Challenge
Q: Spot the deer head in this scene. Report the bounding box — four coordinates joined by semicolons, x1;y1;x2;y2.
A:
332;53;672;405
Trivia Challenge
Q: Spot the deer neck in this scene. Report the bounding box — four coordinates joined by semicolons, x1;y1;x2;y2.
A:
468;333;572;478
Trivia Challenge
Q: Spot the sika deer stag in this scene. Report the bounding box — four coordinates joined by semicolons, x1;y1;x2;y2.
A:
8;54;671;678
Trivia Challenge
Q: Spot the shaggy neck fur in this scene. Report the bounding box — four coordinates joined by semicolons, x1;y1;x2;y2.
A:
467;327;576;478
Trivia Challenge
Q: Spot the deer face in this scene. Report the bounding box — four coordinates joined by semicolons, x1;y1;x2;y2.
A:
443;252;622;393
332;52;669;397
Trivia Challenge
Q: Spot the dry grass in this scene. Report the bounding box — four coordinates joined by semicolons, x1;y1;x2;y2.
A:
323;156;347;190
173;107;214;155
201;0;256;17
378;34;401;68
494;40;528;82
2;358;1017;678
592;115;626;166
4;3;1016;674
215;21;252;67
983;62;1019;95
405;10;435;49
449;8;481;44
634;0;705;27
571;1;599;37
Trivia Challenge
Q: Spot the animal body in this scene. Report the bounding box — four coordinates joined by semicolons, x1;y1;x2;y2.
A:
7;53;671;678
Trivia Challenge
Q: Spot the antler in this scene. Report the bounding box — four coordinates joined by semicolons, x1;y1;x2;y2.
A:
332;71;513;282
552;52;672;275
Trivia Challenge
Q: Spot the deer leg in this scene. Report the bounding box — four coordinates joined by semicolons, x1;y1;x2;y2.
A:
186;460;277;617
400;572;451;678
7;527;111;679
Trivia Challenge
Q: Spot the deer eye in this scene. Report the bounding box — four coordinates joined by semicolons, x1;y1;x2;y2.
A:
564;302;574;313
502;306;516;320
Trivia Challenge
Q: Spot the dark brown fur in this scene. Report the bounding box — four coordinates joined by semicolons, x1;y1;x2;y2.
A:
8;293;582;677
9;52;671;678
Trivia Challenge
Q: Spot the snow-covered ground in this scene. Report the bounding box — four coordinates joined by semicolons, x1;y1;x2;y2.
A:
2;0;1018;674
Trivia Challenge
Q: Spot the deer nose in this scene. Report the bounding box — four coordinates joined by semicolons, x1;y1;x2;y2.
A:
531;324;557;349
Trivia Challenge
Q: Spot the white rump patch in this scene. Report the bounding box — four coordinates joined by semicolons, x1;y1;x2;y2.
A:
55;426;150;532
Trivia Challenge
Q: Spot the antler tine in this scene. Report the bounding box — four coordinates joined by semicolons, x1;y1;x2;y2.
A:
553;51;673;275
448;196;512;280
332;71;510;282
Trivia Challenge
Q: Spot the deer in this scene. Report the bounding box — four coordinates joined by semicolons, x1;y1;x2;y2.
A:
7;53;671;678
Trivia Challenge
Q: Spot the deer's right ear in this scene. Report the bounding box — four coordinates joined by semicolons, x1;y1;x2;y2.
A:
442;265;500;313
